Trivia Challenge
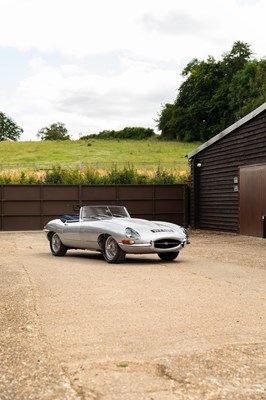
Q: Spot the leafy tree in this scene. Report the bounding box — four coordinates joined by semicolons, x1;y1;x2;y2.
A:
170;56;225;141
157;103;176;139
37;122;70;141
222;41;252;79
228;59;266;120
157;41;265;142
0;112;23;141
219;41;253;127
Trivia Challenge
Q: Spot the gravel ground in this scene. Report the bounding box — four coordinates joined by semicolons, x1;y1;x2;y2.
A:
0;230;265;400
0;235;78;400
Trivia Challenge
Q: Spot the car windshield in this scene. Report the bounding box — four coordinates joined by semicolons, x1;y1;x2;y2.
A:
81;205;130;220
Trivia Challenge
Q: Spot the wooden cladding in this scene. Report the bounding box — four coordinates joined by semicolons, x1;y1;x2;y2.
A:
189;106;266;235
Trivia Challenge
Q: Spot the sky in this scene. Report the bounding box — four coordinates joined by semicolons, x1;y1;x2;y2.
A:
0;0;265;141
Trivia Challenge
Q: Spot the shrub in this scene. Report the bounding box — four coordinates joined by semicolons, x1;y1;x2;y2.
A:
0;174;12;184
153;168;177;184
83;168;102;184
44;166;65;184
80;127;155;140
0;165;189;185
104;166;137;184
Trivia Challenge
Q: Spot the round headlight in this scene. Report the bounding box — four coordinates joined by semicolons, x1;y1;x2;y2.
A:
125;227;140;239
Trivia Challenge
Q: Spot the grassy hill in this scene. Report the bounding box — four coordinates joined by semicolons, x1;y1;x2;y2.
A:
0;139;200;172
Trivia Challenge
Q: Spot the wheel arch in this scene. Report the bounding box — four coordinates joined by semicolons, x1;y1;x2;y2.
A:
97;233;109;250
47;231;54;242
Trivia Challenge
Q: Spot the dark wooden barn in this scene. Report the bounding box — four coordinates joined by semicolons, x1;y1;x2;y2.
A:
188;102;266;237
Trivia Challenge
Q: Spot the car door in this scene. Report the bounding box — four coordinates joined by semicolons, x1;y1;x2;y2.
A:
60;220;81;247
79;220;102;250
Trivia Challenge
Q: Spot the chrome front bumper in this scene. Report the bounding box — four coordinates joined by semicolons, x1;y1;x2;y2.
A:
119;239;188;254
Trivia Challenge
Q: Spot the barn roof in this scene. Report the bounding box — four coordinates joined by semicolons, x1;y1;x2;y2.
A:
188;102;266;159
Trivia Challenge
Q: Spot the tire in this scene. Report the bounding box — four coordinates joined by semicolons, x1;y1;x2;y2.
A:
50;233;67;256
103;236;125;264
158;252;179;261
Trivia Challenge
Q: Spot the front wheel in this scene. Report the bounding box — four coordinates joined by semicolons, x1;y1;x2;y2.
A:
158;252;179;261
103;236;125;264
50;233;67;256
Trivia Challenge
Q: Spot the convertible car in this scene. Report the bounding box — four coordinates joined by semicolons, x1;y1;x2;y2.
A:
44;205;189;264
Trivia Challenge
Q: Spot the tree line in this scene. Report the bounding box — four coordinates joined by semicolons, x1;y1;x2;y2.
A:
80;127;155;140
157;41;266;141
1;41;265;143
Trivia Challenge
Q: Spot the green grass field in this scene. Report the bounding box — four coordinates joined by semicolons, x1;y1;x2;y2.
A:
0;139;201;171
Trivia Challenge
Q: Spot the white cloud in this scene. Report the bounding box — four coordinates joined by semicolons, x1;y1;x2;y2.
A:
14;55;179;138
0;0;265;140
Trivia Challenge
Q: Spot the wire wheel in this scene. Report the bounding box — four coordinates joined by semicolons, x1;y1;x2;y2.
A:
103;236;125;263
50;233;67;256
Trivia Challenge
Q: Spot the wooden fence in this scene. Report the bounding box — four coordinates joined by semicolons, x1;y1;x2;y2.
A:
0;184;189;230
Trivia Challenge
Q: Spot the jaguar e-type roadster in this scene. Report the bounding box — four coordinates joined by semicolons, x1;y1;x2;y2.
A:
44;205;189;263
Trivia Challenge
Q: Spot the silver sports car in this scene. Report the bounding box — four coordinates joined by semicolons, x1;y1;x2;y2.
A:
44;205;189;263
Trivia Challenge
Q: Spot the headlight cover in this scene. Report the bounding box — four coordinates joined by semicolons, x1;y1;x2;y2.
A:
125;227;140;239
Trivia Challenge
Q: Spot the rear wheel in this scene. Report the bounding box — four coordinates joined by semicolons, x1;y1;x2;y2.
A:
50;233;67;256
158;252;179;261
103;236;125;264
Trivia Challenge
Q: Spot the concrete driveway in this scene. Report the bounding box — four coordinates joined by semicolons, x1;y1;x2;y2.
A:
0;230;265;399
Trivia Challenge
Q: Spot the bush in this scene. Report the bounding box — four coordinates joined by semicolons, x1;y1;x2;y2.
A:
81;127;155;140
44;166;84;184
0;165;189;185
44;166;65;184
83;168;102;184
0;174;12;184
104;166;137;184
153;168;177;184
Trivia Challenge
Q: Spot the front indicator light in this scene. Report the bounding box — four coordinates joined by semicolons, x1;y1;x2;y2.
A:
122;239;135;245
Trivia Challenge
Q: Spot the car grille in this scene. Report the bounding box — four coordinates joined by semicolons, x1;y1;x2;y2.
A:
154;239;181;249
